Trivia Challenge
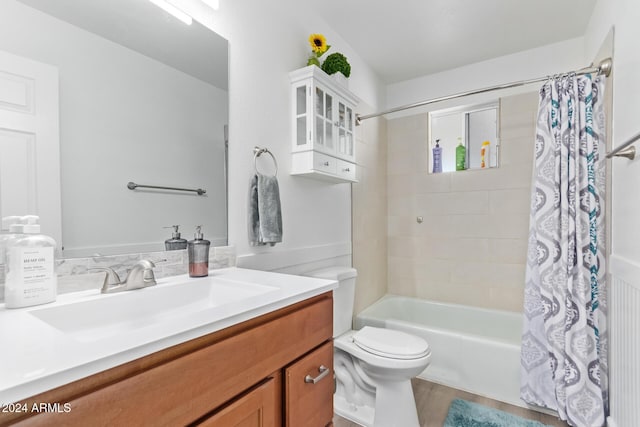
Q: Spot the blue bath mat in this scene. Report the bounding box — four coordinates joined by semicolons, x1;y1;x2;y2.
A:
444;399;552;427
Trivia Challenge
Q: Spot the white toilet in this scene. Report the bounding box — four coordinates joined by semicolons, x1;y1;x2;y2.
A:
307;267;431;427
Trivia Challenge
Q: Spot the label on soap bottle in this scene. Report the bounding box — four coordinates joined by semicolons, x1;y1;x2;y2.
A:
5;247;57;308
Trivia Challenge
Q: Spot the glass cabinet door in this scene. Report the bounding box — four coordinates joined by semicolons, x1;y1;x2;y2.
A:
314;86;335;153
337;101;355;161
295;85;308;147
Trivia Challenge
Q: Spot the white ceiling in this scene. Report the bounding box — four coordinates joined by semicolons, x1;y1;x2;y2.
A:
17;0;228;90
316;0;597;84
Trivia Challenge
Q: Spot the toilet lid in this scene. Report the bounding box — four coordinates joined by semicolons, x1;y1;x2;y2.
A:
353;326;430;360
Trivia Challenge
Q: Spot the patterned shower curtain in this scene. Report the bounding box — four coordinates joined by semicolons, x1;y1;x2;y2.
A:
520;73;608;427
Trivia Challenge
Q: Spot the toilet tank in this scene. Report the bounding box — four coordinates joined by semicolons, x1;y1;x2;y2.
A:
305;267;357;337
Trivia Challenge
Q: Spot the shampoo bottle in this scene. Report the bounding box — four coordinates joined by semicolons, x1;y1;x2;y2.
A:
480;140;491;168
432;139;442;173
188;226;210;277
4;215;57;308
164;225;188;250
455;137;466;171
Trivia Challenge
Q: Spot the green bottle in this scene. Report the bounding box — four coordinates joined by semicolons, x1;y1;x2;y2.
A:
455;137;466;171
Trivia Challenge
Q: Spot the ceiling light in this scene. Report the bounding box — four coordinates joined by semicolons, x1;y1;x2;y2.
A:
201;0;219;10
148;0;193;25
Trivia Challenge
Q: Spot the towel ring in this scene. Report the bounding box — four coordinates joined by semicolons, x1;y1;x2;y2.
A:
253;146;278;177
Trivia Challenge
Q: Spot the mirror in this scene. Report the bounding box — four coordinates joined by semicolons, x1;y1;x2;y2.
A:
428;101;499;173
2;0;228;258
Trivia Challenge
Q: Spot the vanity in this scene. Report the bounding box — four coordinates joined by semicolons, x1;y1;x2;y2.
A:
0;268;336;426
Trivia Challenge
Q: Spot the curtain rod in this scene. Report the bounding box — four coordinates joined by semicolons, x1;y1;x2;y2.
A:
355;57;613;125
606;131;638;160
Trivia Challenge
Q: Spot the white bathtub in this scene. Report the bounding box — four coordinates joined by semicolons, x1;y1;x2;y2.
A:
354;295;525;407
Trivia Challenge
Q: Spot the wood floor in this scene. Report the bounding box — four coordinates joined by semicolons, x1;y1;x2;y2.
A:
333;379;570;427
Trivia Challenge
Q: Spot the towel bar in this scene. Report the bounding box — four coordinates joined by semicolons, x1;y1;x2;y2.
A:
127;181;206;195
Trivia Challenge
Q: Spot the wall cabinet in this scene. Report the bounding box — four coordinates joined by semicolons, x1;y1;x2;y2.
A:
0;293;334;427
290;65;359;183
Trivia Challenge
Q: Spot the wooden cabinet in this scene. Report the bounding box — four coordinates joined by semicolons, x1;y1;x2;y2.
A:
290;65;359;183
285;341;334;427
1;293;334;427
197;376;279;427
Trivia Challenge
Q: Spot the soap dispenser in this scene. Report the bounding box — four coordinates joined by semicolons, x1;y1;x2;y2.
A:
4;215;57;308
188;226;210;277
164;225;187;250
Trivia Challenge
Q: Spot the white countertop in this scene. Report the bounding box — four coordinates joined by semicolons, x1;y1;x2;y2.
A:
0;267;336;403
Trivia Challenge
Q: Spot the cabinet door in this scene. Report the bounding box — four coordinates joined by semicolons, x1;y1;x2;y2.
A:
285;341;334;427
197;377;278;427
294;84;310;149
313;85;336;154
336;100;355;162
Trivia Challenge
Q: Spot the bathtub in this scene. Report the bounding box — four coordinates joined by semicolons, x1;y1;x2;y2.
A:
355;295;524;407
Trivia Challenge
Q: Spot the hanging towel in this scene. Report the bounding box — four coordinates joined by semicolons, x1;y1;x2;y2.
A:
248;172;282;246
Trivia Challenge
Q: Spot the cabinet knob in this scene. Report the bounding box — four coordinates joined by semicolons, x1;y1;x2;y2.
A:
304;365;330;384
323;161;330;166
343;168;350;172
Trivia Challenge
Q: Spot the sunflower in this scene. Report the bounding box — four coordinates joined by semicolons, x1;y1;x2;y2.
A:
309;34;328;54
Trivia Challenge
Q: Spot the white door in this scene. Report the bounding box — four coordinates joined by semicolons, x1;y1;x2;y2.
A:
0;50;61;249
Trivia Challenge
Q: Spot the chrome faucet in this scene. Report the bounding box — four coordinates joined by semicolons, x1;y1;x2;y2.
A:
93;260;157;294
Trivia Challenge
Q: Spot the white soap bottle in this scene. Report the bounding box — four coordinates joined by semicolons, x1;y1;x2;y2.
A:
4;215;57;308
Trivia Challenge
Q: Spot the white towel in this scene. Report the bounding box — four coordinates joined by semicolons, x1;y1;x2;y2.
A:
248;173;282;246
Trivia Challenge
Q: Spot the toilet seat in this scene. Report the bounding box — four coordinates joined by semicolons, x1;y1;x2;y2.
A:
353;326;430;360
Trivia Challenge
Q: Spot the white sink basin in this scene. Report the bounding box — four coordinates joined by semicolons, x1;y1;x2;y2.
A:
28;276;277;342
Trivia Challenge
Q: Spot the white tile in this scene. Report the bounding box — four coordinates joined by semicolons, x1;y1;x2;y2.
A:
450;169;506;192
489;188;531;215
388;194;417;217
414;193;451;215
501;137;535;165
387;174;415;197
413;172;451;194
489;286;525;312
447;214;491;238
447;191;489;215
388;215;418;238
414;259;453;283
489;238;528;263
434;238;490;261
488;214;530;239
388;236;421;258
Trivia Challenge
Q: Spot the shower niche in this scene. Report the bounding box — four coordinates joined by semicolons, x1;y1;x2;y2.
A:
428;101;499;173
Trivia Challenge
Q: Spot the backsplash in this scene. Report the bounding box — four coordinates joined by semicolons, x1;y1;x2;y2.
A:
0;245;236;302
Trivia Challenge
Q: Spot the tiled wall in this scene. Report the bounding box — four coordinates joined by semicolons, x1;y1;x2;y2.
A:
352;115;388;315
386;91;538;312
0;246;236;301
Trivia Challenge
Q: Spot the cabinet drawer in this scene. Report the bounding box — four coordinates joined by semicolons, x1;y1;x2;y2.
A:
285;341;334;427
313;152;337;175
335;159;356;181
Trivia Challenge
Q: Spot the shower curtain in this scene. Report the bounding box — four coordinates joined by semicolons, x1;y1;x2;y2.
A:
520;73;608;427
